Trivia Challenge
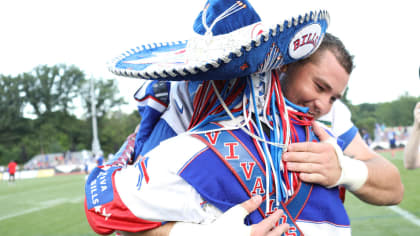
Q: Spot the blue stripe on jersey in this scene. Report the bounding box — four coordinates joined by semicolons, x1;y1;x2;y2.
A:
179;146;258;214
134;108;171;159
338;126;358;150
178;120;350;228
140;119;177;156
134;80;170;160
297;185;350;226
322;127;347;151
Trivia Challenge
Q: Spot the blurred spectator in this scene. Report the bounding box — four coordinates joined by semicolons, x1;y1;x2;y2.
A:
388;129;397;149
404;102;420;169
96;152;104;167
8;160;17;183
362;129;371;146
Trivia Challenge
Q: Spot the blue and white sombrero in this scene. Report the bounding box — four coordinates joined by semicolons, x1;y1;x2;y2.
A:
108;0;329;81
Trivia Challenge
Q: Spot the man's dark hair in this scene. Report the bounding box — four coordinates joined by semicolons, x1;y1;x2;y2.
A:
291;32;354;74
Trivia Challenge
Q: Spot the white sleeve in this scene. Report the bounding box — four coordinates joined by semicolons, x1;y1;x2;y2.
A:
161;81;195;134
332;100;355;137
114;134;221;223
319;100;355;137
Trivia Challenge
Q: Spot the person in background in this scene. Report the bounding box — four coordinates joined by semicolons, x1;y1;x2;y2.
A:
404;101;420;169
388;128;397;149
96;152;104;167
361;129;370;146
8;160;17;183
84;159;89;174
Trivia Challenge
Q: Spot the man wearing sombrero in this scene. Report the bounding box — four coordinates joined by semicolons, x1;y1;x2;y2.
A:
85;0;403;235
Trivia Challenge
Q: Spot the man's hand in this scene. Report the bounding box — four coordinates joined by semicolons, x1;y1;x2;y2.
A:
170;195;289;236
243;195;290;236
121;195;290;236
283;121;342;187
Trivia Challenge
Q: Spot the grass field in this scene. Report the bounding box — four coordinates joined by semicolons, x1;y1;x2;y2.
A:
1;149;419;236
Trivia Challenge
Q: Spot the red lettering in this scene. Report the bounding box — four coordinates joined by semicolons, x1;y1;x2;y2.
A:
278;214;297;236
301;34;308;46
224;142;239;160
293;39;300;50
308;33;314;44
285;227;297;236
280;214;287;224
251;177;265;195
266;199;279;215
240;162;255;180
240;63;249;71
206;131;220;145
294;32;320;52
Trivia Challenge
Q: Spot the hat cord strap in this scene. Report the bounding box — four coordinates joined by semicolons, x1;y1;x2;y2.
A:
248;77;280;213
196;79;287;148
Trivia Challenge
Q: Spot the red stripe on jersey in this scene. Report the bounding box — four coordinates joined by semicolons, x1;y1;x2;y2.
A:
84;170;161;234
140;159;149;183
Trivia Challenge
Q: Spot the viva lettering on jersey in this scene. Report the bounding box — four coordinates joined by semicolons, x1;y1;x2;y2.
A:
194;128;309;236
86;166;118;209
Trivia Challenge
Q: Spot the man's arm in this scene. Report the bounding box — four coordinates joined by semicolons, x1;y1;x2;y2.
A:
284;122;403;206
404;102;420;169
117;195;290;236
117;223;174;236
342;132;403;205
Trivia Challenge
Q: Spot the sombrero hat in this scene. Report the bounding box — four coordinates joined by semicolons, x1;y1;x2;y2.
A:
108;0;329;81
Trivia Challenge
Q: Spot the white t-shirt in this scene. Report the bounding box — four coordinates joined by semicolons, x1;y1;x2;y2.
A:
318;100;358;150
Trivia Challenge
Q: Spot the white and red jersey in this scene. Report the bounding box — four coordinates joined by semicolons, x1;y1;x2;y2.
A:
85;119;352;236
86;73;354;235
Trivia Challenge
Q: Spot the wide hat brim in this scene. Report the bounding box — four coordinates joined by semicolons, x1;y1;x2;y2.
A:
109;10;329;81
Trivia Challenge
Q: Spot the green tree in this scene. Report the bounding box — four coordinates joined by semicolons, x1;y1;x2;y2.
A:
100;111;140;154
0;65;132;165
79;77;129;156
0;117;34;165
0;75;25;134
35;111;91;153
81;78;127;118
374;94;419;127
0;75;32;165
20;64;86;117
348;94;420;139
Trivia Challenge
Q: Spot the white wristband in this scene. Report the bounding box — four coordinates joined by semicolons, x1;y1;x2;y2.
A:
170;205;251;236
324;138;368;192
